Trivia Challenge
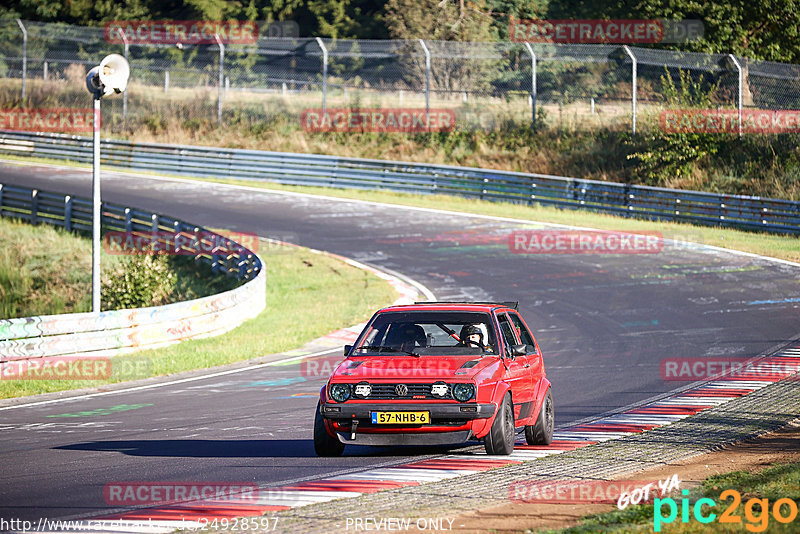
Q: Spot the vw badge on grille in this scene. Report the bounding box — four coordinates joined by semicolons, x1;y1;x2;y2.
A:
395;384;408;396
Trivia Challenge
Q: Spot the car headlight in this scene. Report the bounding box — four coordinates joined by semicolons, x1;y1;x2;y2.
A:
329;383;352;402
452;383;475;402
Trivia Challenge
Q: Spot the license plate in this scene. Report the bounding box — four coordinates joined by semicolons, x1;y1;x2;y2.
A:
371;411;430;424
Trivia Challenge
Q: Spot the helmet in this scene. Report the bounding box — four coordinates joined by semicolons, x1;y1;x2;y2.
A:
386;323;426;349
459;324;484;346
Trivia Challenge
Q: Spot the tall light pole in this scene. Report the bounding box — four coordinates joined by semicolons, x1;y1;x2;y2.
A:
85;54;130;313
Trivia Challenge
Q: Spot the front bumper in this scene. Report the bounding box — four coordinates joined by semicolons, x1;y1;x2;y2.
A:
320;402;496;420
335;429;473;446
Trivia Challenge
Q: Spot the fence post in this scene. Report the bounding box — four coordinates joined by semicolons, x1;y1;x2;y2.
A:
418;39;431;129
164;71;169;93
122;35;129;120
16;19;27;101
622;45;637;135
523;42;537;128
64;195;72;231
214;34;224;127
728;54;743;138
315;37;328;114
31;189;38;225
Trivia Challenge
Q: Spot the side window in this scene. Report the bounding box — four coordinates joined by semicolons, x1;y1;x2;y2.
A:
509;312;536;353
497;313;519;353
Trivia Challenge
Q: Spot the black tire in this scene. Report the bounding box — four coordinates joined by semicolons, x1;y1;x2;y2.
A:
484;392;515;455
314;402;345;457
526;388;554;445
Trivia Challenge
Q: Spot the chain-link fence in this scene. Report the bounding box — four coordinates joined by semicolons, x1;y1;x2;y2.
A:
1;19;800;133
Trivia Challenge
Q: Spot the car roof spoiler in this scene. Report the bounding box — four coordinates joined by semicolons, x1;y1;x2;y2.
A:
413;301;519;310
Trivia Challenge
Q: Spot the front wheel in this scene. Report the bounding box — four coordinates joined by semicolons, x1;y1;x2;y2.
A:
525;388;554;445
314;402;345;457
484;392;514;455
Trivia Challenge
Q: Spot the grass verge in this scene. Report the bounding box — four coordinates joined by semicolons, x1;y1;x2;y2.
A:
2;155;798;264
548;462;800;533
0;240;397;399
0;216;241;317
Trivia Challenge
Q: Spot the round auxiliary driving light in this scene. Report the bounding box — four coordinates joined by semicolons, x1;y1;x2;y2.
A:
430;381;449;397
330;383;352;402
452;383;475;402
354;382;372;398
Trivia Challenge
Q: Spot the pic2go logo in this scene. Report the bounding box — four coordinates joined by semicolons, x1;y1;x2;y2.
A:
654;489;799;532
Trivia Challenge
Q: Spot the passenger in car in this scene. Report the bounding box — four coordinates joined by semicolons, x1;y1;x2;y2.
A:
458;324;488;351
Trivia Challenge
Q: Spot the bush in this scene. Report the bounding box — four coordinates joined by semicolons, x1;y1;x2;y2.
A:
101;255;176;311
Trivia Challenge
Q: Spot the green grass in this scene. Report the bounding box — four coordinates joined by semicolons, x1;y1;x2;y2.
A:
0;240;398;398
0;216;242;318
0;217;104;317
546;462;800;533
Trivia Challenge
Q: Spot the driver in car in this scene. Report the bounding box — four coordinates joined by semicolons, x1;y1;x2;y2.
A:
386;323;427;353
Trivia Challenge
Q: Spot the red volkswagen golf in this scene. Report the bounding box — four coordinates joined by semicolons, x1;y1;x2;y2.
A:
314;302;554;456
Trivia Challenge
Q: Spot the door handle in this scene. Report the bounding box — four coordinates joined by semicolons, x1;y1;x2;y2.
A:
524;363;531;368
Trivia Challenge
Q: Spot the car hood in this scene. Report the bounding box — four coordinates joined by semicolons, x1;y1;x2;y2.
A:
332;355;494;381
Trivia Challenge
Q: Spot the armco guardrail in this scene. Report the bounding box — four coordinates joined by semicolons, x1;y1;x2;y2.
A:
1;131;799;234
0;182;265;361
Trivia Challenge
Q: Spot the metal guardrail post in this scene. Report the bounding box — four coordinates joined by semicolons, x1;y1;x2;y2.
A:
214;34;224;127
30;189;38;225
315;37;328;114
122;34;129;121
622;45;637;135
728;54;744;138
418;39;431;130
64;195;72;231
16;19;27;101
523;42;537;128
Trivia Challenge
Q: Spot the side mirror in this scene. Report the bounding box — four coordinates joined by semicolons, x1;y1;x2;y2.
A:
343;344;352;356
512;344;526;356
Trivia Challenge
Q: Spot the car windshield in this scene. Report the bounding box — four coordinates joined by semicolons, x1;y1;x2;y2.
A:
353;311;497;356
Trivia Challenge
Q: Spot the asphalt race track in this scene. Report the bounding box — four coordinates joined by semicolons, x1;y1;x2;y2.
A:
1;161;799;522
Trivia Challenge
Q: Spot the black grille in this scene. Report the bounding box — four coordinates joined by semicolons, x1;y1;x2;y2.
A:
362;383;452;400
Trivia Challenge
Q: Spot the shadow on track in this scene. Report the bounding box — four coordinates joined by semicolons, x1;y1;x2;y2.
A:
56;439;474;458
56;439;317;458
